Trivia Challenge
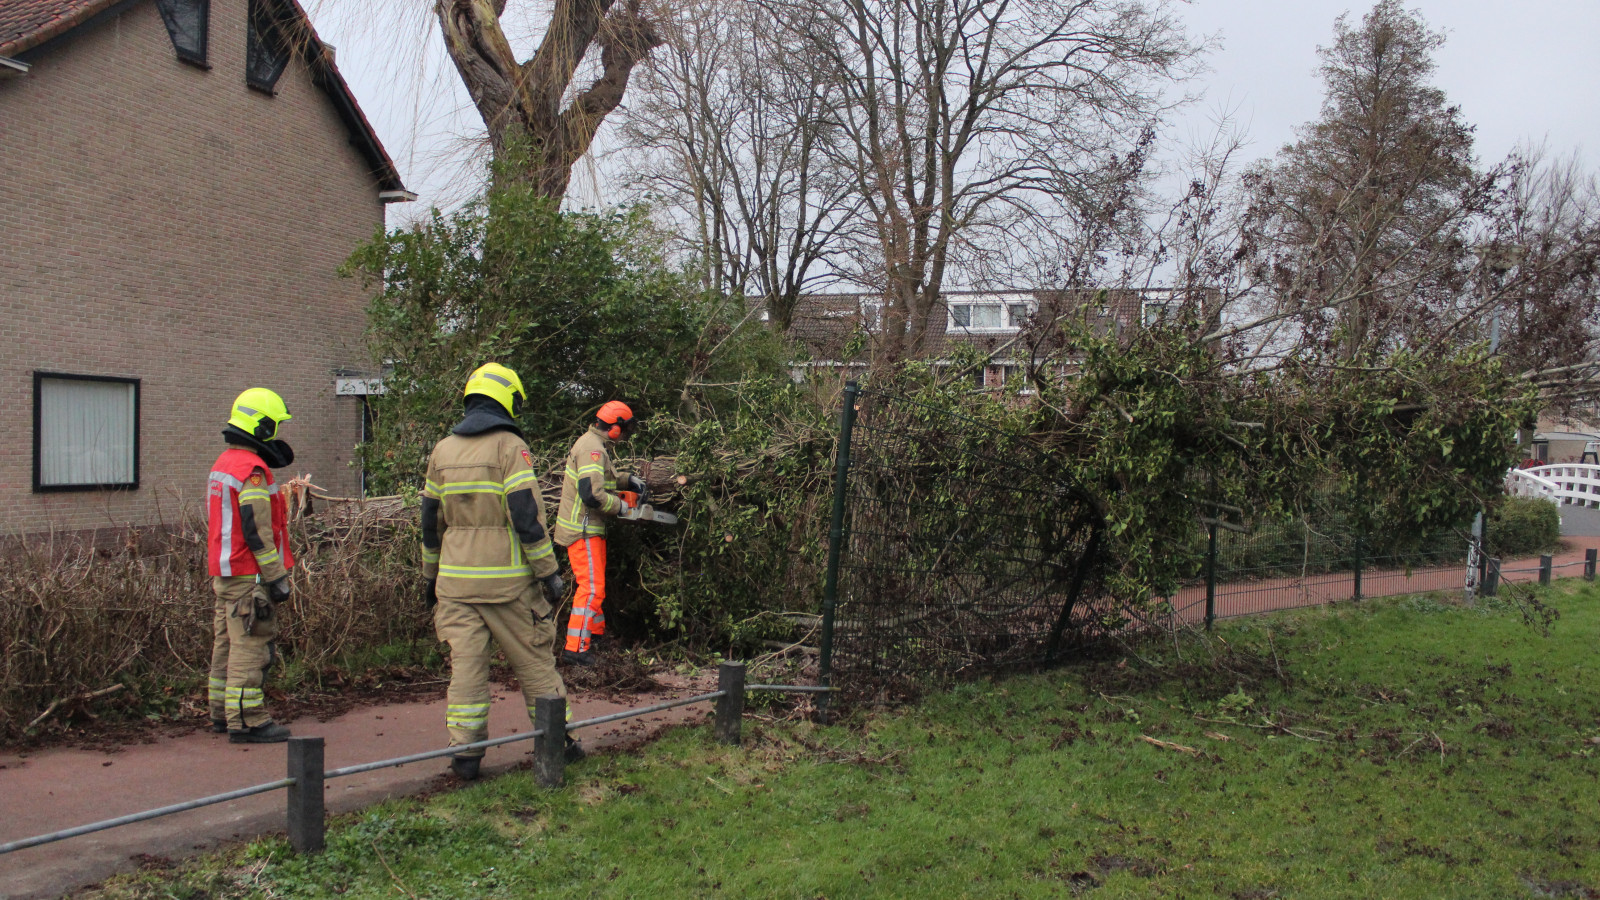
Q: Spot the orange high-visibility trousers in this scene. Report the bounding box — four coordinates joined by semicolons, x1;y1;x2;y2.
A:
565;536;607;652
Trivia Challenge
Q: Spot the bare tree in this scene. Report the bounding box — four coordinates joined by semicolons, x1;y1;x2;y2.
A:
758;0;1200;359
435;0;663;198
616;0;860;331
1478;148;1600;381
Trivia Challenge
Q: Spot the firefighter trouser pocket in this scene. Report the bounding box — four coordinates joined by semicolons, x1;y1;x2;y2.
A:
242;586;276;637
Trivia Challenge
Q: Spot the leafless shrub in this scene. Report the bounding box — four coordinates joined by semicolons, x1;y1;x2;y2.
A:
0;503;426;740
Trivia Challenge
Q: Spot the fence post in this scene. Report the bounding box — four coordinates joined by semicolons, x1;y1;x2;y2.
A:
817;380;861;721
1540;554;1553;586
286;736;325;854
1483;558;1500;597
714;661;746;745
533;695;567;788
1586;548;1596;581
1352;534;1364;602
1204;522;1217;631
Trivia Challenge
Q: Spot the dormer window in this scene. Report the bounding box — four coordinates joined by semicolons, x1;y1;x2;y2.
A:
246;0;291;93
948;297;1033;332
154;0;209;66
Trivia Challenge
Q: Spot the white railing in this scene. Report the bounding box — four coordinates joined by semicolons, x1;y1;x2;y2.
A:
1507;464;1600;508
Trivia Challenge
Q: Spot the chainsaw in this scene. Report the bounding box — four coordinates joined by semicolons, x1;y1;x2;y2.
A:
616;488;678;525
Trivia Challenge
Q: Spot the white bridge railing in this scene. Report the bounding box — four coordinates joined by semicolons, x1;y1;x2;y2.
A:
1506;463;1600;508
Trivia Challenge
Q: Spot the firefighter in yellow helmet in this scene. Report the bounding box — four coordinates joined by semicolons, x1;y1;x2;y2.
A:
420;363;580;779
206;388;296;742
554;400;644;666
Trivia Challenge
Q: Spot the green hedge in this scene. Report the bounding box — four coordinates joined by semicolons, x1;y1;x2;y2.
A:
1488;496;1562;558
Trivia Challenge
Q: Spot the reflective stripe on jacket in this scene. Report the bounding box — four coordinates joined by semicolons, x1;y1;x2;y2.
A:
554;426;626;546
423;429;558;603
206;448;293;579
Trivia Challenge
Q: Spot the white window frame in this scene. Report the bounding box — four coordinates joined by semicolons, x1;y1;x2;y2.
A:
947;295;1035;334
33;372;141;492
1142;299;1179;326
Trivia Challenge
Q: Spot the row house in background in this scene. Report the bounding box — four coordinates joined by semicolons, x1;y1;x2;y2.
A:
1;0;409;536
782;289;1180;389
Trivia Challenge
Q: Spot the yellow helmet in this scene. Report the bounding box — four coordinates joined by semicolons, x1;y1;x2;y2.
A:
464;362;526;418
228;388;292;440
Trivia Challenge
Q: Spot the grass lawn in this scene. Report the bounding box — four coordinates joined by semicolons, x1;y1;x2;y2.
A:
91;583;1600;899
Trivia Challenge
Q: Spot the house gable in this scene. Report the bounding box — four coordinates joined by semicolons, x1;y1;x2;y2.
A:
0;0;406;195
0;0;395;532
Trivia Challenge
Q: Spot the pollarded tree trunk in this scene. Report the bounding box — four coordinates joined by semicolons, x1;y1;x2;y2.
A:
436;0;662;198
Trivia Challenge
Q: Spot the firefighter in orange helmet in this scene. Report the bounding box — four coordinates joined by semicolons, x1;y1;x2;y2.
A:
553;401;644;665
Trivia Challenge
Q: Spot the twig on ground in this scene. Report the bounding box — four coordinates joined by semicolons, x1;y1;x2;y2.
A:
1140;735;1201;756
27;683;125;730
372;839;419;900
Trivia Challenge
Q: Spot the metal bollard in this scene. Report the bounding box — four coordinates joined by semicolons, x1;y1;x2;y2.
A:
286;737;325;853
1540;555;1553;585
1483;559;1500;597
1586;548;1596;582
714;661;746;745
533;695;567;788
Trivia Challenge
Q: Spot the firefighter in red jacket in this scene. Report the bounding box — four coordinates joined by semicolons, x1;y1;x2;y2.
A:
206;388;296;743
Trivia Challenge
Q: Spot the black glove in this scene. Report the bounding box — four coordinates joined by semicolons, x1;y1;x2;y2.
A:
541;573;565;604
627;473;647;495
265;575;292;604
424;579;438;609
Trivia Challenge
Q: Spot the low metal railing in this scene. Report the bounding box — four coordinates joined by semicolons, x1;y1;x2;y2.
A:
0;662;832;857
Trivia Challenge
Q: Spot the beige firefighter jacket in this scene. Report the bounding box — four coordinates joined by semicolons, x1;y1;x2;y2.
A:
238;474;289;583
554;426;631;546
422;429;559;603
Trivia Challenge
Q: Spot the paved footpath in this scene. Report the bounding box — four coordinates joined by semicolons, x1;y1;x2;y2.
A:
1167;536;1600;623
0;676;713;900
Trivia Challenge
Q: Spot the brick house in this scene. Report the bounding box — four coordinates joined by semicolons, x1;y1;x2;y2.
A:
1;0;408;535
783;289;1172;388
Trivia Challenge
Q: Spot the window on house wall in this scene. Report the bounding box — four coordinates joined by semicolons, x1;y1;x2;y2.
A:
155;0;209;65
949;299;1033;331
246;0;292;93
33;373;140;491
1143;299;1178;326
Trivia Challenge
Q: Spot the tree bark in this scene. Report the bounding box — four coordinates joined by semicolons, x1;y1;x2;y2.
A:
436;0;662;198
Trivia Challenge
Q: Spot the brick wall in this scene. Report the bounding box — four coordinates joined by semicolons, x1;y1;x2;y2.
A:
0;0;388;534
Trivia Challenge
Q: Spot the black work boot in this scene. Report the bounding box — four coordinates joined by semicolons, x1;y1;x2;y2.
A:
210;718;228;734
450;755;482;781
564;736;587;763
229;722;291;744
562;649;595;667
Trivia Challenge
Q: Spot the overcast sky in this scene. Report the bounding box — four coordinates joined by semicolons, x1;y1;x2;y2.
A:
306;0;1600;224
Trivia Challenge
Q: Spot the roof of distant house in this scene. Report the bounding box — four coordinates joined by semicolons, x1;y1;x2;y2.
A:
0;0;406;194
782;289;1151;362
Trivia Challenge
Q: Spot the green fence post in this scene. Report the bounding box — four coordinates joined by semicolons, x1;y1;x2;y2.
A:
817;381;860;720
1204;522;1217;631
1353;534;1363;602
1483;558;1500;597
1585;548;1596;581
1540;555;1553;585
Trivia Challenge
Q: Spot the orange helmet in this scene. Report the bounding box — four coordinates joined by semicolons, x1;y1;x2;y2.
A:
596;401;635;440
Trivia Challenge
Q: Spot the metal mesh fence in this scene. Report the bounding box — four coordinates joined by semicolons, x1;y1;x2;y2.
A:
1167;522;1472;624
819;384;1106;696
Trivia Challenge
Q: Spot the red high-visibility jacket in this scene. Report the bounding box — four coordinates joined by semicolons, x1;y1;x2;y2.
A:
206;448;293;578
